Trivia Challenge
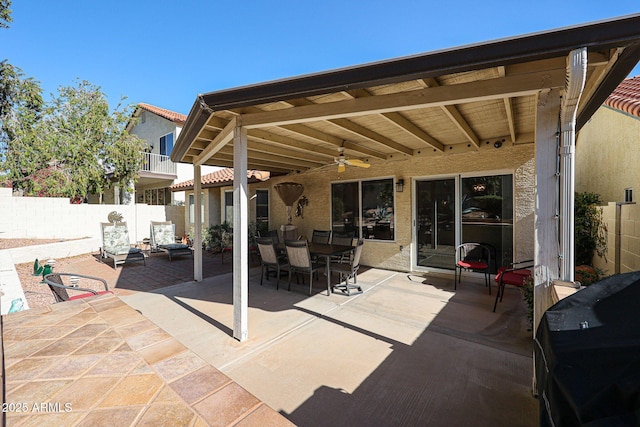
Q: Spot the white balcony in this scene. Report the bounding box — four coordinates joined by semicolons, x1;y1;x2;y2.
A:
140;152;177;176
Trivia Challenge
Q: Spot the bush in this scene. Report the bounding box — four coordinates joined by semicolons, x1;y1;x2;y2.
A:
201;222;233;252
521;276;534;331
574;265;605;286
575;192;607;266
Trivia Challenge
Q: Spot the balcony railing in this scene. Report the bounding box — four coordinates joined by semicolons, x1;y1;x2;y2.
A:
140;152;177;175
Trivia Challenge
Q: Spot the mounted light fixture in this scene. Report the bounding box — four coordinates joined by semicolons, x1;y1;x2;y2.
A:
396;179;405;193
494;140;503;148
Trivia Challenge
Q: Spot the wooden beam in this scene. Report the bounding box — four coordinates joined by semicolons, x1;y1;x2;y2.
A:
421;78;480;148
218;145;325;169
346;88;444;152
248;128;339;158
211;152;311;172
199;157;293;174
194;117;236;166
497;67;517;143
244;140;332;163
328;118;414;155
240;70;566;128
285;97;415;156
204;114;350;159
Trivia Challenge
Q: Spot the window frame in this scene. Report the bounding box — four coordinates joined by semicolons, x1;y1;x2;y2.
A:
330;176;397;242
159;132;174;156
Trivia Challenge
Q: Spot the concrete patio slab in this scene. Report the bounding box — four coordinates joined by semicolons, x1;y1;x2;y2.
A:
121;267;539;426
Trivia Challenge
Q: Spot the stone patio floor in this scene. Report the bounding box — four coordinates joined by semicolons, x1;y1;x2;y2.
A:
2;251;539;426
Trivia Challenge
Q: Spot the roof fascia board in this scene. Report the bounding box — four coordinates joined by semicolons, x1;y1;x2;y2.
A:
578;41;640;129
199;14;640;112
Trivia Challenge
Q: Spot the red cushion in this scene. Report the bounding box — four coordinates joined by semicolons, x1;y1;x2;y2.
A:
68;291;114;301
495;269;531;286
457;261;488;270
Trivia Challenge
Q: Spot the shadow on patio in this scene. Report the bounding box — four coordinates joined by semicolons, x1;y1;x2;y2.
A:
120;266;538;426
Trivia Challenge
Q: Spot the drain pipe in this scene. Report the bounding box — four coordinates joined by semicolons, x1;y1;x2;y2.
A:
559;48;587;282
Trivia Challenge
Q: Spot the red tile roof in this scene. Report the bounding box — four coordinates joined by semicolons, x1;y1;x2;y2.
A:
605;75;640;118
137;103;187;125
169;168;270;191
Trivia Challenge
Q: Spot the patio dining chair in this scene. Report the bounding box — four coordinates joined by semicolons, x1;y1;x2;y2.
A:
259;229;280;245
44;273;113;303
330;239;364;296
454;242;492;294
285;240;324;296
100;222;146;269
311;229;332;244
493;260;534;312
150;221;193;261
256;237;289;289
331;231;356;262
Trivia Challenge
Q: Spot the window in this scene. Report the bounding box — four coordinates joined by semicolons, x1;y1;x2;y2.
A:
255;189;269;228
625;188;633;203
189;192;204;223
159;133;174;156
331;178;395;241
224;191;233;224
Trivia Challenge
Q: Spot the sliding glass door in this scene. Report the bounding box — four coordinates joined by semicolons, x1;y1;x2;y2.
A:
460;175;513;271
414;174;513;272
415;178;456;269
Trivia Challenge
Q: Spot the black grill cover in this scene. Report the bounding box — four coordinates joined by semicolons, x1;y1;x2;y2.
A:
535;271;640;426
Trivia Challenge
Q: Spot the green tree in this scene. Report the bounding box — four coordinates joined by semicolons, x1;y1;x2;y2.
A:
0;0;11;29
1;2;43;182
3;80;146;199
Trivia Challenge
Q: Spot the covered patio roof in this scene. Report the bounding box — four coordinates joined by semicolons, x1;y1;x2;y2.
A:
171;14;640;341
172;14;640;172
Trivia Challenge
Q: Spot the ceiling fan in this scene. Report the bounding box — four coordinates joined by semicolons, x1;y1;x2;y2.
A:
334;148;371;173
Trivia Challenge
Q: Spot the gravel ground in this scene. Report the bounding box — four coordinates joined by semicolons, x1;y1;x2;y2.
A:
1;238;92;309
0;238;72;250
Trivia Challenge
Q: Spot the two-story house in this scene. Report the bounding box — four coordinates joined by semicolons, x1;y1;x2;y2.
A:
125;103;218;205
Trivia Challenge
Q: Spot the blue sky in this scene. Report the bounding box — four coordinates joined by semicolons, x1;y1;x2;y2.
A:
3;1;640;115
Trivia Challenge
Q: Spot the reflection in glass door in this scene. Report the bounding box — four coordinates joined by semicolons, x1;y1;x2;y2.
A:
460;175;513;272
416;179;456;269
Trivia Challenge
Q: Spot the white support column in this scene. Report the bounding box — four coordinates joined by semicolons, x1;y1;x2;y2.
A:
233;125;249;341
534;88;561;331
193;164;203;282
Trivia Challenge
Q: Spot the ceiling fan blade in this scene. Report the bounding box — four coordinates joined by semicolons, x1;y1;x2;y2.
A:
337;164;346;173
346;159;371;168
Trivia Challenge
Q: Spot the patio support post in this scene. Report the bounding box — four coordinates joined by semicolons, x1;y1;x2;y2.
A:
559;47;587;282
232;124;249;342
534;87;562;332
193;164;203;282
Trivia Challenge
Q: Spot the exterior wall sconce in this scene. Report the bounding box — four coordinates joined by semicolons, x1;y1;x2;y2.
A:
396;179;405;192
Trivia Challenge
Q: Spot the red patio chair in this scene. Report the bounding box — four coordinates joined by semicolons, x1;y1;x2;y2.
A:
44;273;113;303
493;260;534;312
455;243;492;294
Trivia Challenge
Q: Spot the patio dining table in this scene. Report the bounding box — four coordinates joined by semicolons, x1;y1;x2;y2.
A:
278;242;355;295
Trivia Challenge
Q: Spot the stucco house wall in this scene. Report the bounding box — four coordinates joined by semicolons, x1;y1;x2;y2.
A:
130;110;178;149
264;144;534;271
576;106;640;203
181;144;534;272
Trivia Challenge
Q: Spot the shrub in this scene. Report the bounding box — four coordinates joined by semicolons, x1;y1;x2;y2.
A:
199;222;233;252
575;192;607;266
521;276;534;331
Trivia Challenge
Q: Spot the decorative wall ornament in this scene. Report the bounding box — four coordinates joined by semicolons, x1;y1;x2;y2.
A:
295;196;309;218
